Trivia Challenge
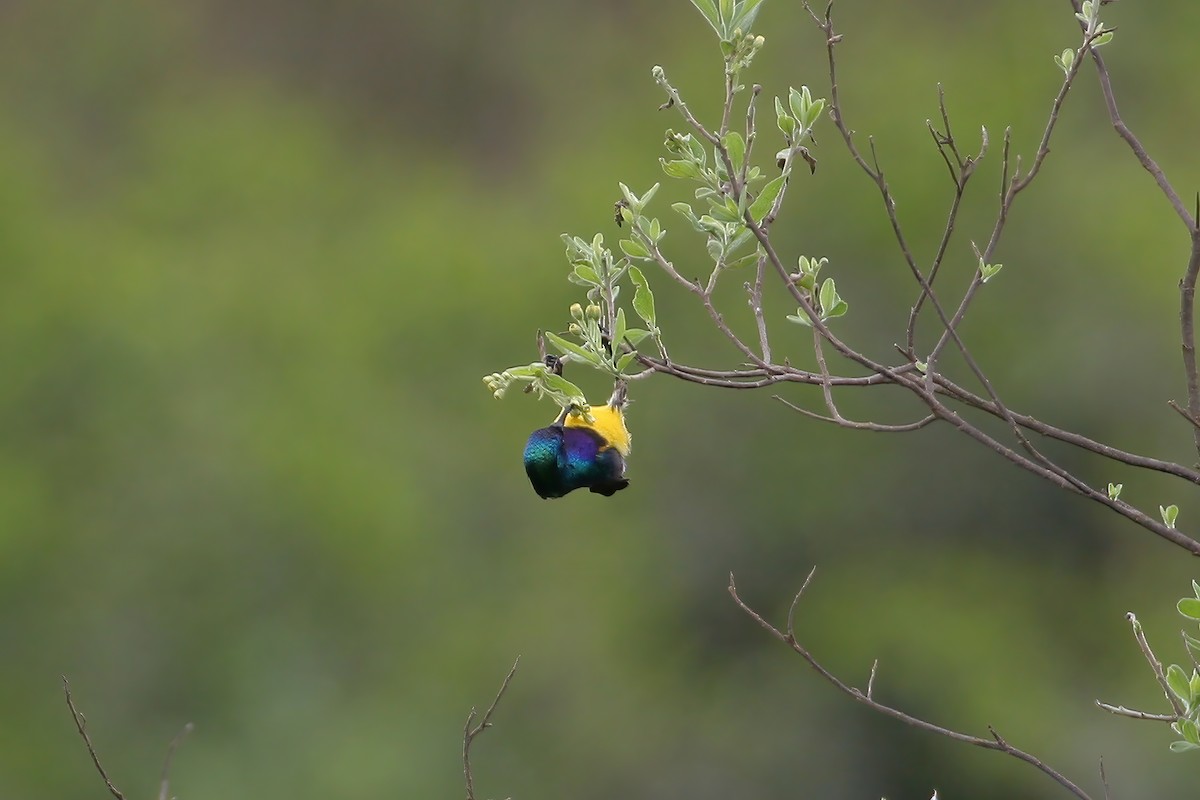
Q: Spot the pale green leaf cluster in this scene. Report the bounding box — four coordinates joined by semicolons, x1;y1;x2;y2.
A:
785;256;846;326
1169;582;1200;752
1056;0;1115;76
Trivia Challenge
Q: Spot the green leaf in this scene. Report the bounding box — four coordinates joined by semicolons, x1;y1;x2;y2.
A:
819;277;838;315
1107;482;1122;500
706;237;724;263
1054;48;1075;75
712;144;729;181
1184;632;1200;657
660;158;702;179
727;228;757;255
570;265;600;286
618;182;640;211
613;307;627;351
623;328;652;346
1179;597;1200;621
641;182;660;207
1092;30;1114;47
1167;664;1193;704
628;266;658;328
718;0;734;27
619;238;650;259
774;96;796;136
707;197;743;223
1193;579;1200;599
544;331;602;367
724;131;746;173
1162;504;1180;528
501;364;540;378
541;372;586;401
785;309;812;327
688;0;723;34
672;202;706;233
616;351;638;372
801;98;825;130
729;0;766;32
824;299;848;319
788;86;807;124
696;215;727;236
1180;717;1200;745
1170;740;1200;753
749;175;785;222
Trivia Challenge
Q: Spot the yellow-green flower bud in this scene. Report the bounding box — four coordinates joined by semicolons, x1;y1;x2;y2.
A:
570;303;584;320
568;323;582;335
585;304;602;320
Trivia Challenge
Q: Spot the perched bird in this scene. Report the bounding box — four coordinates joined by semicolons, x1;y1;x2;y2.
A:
523;383;631;499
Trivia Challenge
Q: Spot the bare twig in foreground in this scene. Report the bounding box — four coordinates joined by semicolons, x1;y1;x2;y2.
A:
62;676;126;800
158;722;194;800
464;657;520;800
728;574;1094;800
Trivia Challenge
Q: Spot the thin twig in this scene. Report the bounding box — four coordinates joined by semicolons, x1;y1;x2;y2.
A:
1068;0;1200;455
1094;701;1176;722
464;658;521;800
1127;613;1187;717
158;723;194;800
62;676;126;800
749;251;771;363
773;395;935;432
727;575;1093;800
936;376;1200;486
1179;241;1200;457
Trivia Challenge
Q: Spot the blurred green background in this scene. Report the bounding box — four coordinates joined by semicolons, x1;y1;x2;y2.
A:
1;1;1199;798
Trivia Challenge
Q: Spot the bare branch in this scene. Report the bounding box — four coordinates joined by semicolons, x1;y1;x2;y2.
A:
1127;613;1187;717
158;723;194;800
727;576;1094;800
63;676;126;800
1071;1;1193;229
1067;0;1200;455
1179;241;1200;457
773;395;935;432
1094;701;1176;722
464;658;521;800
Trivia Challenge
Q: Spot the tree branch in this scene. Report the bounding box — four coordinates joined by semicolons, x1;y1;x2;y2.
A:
463;658;520;800
63;676;126;800
728;573;1094;800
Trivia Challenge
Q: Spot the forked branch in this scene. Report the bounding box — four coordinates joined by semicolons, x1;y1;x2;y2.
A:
728;573;1094;800
463;658;520;800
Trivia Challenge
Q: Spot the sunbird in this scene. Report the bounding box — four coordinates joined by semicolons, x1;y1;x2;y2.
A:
523;383;631;499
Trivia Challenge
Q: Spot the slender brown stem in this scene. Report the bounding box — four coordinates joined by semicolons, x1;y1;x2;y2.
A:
729;574;1094;800
464;658;520;800
63;677;126;800
1127;613;1187;718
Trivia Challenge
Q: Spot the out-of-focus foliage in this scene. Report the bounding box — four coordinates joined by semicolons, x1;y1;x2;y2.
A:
1;1;1199;798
